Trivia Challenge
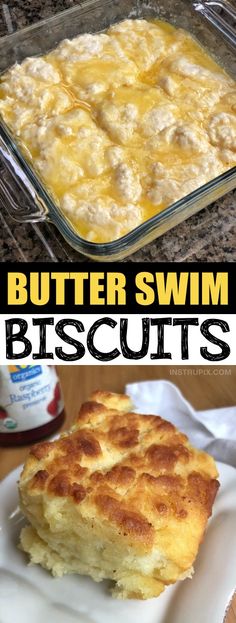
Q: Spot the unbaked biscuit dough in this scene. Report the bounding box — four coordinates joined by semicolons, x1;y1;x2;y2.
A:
0;19;235;242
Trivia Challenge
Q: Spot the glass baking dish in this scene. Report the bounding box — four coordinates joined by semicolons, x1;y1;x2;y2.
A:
0;0;236;261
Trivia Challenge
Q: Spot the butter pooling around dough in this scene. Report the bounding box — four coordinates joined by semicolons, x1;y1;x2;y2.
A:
19;390;219;600
0;19;235;242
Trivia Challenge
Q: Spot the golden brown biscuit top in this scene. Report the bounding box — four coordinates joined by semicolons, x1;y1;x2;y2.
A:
20;391;219;550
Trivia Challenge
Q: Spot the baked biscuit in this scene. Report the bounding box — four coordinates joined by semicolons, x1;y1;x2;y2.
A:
19;391;219;599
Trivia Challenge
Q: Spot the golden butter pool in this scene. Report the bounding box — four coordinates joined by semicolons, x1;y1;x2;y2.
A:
0;16;236;244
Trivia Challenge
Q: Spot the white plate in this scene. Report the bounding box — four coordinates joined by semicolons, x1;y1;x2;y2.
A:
0;462;236;623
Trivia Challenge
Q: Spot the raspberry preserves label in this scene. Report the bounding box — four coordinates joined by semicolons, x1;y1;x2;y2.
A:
9;365;42;383
0;366;64;432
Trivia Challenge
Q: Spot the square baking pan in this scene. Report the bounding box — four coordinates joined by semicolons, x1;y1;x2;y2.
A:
0;0;236;261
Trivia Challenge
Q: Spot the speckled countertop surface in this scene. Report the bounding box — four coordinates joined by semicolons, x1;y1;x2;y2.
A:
0;0;235;263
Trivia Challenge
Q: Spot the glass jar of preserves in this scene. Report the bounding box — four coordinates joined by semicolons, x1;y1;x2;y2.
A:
0;365;65;446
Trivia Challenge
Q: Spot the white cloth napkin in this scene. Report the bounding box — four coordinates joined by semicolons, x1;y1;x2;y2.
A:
125;380;236;468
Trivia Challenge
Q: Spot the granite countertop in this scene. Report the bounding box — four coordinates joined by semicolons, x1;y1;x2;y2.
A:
0;0;235;263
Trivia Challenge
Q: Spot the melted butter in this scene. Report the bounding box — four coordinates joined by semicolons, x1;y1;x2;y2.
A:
0;19;235;243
